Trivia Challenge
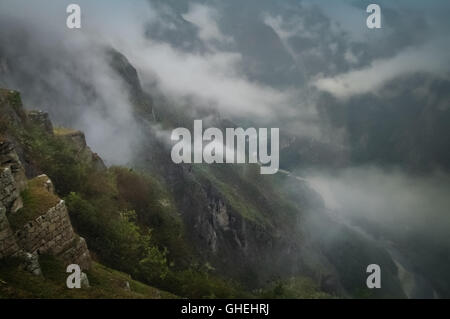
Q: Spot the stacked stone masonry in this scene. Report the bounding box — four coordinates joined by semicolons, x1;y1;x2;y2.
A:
0;143;91;270
16;201;74;255
1;196;91;270
0;206;20;258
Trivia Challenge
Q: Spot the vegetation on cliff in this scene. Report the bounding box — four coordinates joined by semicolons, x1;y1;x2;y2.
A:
9;176;60;230
0;90;256;298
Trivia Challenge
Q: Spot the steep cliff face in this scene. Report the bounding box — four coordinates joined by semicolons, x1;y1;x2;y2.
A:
0;52;408;298
132;129;408;297
0;140;27;192
0;166;23;214
106;49;154;121
0;136;27;229
0;89;91;272
0;89;26;128
102;52;406;297
137;145;339;291
54;129;106;171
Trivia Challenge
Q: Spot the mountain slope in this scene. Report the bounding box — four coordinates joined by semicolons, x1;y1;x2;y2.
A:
0;89;175;299
0;54;407;298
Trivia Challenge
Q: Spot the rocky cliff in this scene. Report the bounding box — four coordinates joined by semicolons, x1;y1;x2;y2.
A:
0;82;407;298
0;89;91;274
54;129;106;171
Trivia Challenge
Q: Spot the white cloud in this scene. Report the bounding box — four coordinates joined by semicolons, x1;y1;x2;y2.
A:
128;41;296;118
182;3;232;44
264;14;314;40
313;40;450;99
305;166;450;238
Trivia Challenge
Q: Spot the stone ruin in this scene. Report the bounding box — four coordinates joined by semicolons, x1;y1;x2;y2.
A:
0;140;91;274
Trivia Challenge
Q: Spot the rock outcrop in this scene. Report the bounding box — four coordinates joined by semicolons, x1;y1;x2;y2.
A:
27;110;54;135
0;167;23;214
0;89;27;127
0;139;27;195
0;144;92;271
0;89;92;272
106;49;154;121
56;130;106;171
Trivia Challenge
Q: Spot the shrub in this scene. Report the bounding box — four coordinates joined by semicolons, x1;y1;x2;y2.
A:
9;119;251;298
111;167;191;268
17;125;89;196
66;193;170;286
9;177;60;230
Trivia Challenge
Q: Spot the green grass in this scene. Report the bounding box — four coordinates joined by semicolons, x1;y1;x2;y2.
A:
0;256;176;299
53;126;80;136
8;176;61;230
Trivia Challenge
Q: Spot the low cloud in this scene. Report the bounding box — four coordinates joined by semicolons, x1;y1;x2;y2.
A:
313;40;450;99
182;3;233;45
305;166;450;240
128;42;297;119
1;0;449;163
0;0;151;165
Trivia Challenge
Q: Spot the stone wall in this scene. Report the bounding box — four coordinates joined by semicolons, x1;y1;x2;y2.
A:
0;167;22;214
16;201;74;254
13;198;92;270
0;205;20;258
0;90;92;273
0;148;91;270
1;197;92;270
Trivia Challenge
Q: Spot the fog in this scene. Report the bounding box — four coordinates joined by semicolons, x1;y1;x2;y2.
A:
0;0;151;164
0;0;449;297
0;0;323;164
300;166;450;297
305;166;450;239
1;0;449;163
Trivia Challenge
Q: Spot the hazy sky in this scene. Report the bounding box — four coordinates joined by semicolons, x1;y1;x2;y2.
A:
0;0;449;161
1;0;449;297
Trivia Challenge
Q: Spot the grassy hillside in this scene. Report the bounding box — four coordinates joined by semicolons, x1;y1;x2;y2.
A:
0;256;175;299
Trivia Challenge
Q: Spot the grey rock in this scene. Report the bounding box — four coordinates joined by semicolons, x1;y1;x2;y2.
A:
21;252;42;276
80;272;90;288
